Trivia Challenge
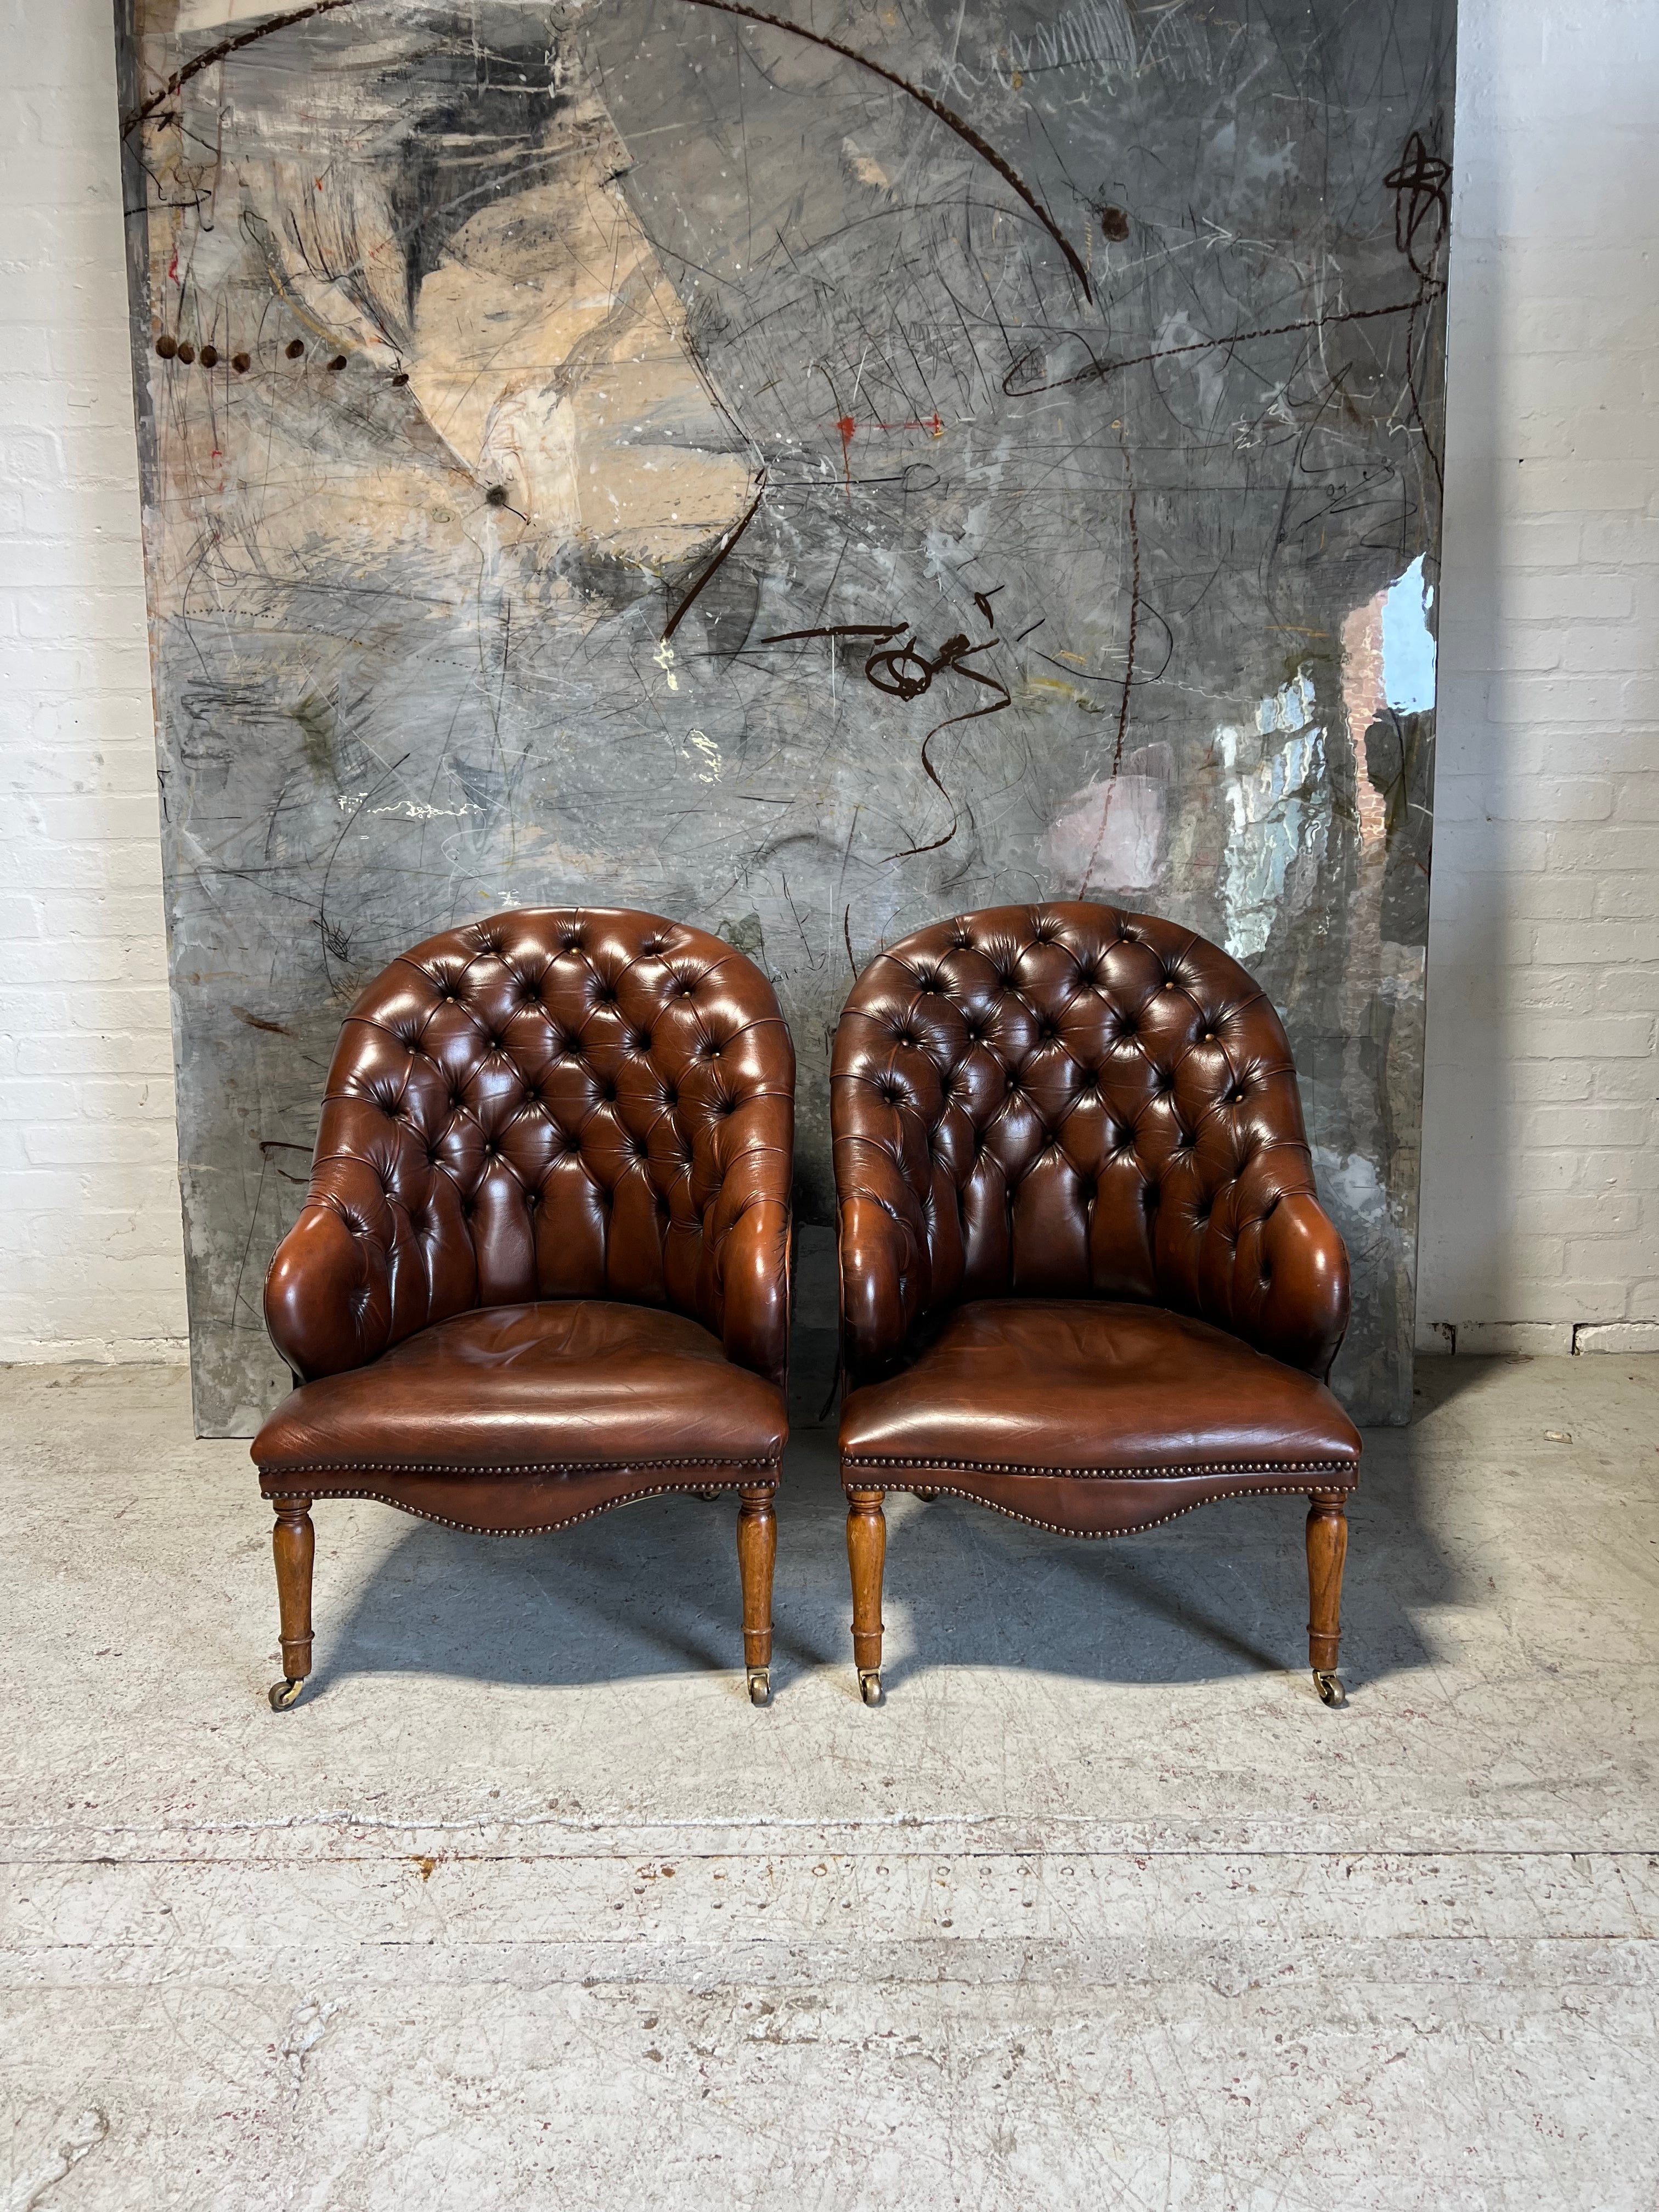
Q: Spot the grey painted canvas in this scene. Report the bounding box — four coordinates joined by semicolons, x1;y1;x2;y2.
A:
117;0;1455;1435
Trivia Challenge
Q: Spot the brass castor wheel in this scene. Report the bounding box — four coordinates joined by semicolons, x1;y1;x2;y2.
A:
915;1488;939;1502
859;1668;883;1707
269;1677;306;1711
1313;1669;1346;1708
692;1487;723;1502
747;1667;771;1707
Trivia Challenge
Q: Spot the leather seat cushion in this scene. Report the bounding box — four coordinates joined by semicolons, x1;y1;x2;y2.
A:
840;1300;1358;1530
253;1300;787;1480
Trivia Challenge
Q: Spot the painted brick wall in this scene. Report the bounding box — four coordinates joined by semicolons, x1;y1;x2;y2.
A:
0;0;1653;1367
1417;0;1659;1356
0;0;187;1361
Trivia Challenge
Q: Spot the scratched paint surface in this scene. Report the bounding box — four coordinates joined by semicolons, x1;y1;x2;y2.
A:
117;0;1454;1434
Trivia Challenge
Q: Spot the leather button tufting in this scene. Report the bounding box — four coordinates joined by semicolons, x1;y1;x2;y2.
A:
830;898;1348;1407
255;901;795;1517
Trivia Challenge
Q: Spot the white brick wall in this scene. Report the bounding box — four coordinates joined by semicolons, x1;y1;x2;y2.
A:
0;0;1652;1366
1418;0;1659;1356
0;0;187;1362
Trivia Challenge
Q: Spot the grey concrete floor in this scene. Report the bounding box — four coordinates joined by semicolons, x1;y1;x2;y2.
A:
2;1336;1657;2210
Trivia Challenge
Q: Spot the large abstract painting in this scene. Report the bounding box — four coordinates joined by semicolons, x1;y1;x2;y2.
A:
119;0;1455;1434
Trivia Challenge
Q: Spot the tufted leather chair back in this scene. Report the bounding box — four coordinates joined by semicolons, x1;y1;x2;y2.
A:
266;908;795;1387
832;900;1348;1383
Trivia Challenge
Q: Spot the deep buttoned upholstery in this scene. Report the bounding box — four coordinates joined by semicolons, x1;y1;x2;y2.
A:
832;900;1358;1702
262;906;793;1402
250;907;793;1708
834;901;1348;1389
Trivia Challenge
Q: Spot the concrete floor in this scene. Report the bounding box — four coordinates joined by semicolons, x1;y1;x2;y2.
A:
2;1335;1657;2209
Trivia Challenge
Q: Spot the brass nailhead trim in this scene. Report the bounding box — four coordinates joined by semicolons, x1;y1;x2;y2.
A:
258;1471;778;1539
842;1454;1354;1479
262;1454;780;1477
837;1475;1350;1541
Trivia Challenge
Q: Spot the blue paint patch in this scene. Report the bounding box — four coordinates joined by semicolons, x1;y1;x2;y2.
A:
1382;554;1437;715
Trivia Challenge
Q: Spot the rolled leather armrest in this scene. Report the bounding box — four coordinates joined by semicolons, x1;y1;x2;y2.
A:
839;1192;924;1387
1254;1191;1351;1379
263;1160;397;1382
718;1195;792;1390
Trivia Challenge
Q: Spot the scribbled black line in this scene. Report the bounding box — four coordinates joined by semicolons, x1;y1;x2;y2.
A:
1003;290;1445;398
868;627;1007;708
123;0;357;135
886;646;1009;860
835;802;862;956
661;473;770;644
257;1137;309;1184
1111;451;1139;780
887;676;1011;861
675;0;1092;300
120;130;211;219
761;600;1009;860
1386;136;1452;507
760;624;906;645
1385;133;1452;284
844;904;858;979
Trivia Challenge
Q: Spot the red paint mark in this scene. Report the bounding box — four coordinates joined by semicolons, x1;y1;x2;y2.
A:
315;177;325;190
167;251;179;284
828;411;945;492
831;412;945;439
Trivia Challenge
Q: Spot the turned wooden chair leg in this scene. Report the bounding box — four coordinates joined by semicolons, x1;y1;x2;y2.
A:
269;1497;314;1710
1306;1491;1349;1707
737;1487;776;1706
846;1488;887;1705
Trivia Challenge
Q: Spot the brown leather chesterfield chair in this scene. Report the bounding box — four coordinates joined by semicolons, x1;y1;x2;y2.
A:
251;907;794;1708
832;901;1359;1707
